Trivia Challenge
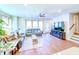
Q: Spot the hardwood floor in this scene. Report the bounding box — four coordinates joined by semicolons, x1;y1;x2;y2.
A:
16;34;79;55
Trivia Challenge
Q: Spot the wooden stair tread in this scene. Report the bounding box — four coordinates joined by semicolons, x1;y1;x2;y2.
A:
74;32;79;35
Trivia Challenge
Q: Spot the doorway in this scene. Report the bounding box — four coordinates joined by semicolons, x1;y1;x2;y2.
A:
74;14;79;35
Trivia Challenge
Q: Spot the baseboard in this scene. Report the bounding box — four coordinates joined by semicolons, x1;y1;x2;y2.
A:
69;39;79;44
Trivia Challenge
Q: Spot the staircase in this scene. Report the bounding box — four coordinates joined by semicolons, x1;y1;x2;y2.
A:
70;35;79;43
69;24;79;43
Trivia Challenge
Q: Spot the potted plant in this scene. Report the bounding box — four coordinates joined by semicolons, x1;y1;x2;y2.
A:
0;19;6;38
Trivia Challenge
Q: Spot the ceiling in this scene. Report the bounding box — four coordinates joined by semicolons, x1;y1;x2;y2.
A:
0;4;79;18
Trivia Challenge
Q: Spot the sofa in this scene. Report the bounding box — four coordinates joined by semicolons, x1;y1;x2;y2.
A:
50;29;66;40
26;28;43;37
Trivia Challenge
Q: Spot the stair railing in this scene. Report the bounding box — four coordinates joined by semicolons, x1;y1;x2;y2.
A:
69;24;75;30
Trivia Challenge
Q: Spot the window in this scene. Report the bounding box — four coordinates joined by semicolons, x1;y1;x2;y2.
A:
55;22;58;28
26;21;32;29
8;17;12;34
33;21;38;28
39;21;43;31
2;16;9;34
2;16;8;24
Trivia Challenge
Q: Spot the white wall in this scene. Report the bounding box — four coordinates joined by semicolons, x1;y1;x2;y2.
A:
53;13;70;40
43;20;52;33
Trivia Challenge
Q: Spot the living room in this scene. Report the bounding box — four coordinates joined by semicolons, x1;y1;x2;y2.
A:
0;4;79;55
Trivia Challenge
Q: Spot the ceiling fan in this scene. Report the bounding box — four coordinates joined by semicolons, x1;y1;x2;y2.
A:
39;11;47;17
